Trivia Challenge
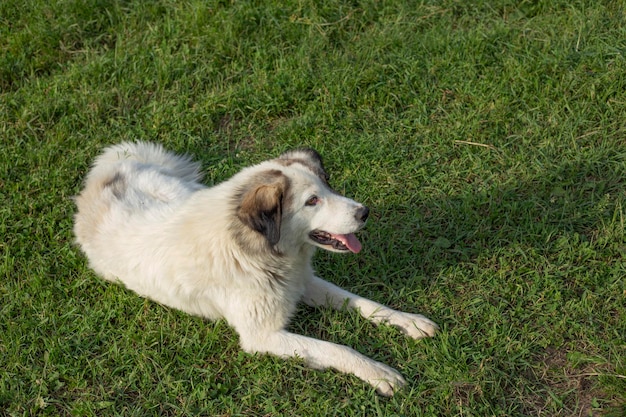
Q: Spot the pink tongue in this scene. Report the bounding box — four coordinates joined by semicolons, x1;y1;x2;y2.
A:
331;233;362;253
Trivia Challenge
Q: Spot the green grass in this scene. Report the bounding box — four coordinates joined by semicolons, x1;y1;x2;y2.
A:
1;0;625;415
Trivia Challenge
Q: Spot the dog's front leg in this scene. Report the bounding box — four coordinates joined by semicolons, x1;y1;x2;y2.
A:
238;329;405;396
303;275;438;339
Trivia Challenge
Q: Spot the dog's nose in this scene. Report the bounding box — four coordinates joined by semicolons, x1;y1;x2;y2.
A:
355;205;369;222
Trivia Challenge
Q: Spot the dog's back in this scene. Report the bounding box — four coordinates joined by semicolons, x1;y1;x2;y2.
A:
85;142;202;187
74;142;204;279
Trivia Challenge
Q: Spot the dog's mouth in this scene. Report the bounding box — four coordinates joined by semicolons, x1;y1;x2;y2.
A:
308;230;362;253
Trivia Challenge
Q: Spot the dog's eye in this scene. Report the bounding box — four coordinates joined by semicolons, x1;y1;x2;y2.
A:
305;196;319;207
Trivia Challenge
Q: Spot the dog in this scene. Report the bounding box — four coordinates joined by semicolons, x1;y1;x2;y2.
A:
74;142;438;396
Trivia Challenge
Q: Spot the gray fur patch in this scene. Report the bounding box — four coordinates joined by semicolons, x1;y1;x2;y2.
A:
103;172;126;199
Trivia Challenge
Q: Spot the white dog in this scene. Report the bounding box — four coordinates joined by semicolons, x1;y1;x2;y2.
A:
74;142;438;396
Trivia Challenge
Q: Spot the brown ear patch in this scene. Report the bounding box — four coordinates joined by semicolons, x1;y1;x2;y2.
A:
236;170;289;246
277;148;330;184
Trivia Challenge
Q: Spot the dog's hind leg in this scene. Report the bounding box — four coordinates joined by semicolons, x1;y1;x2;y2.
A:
302;275;439;339
238;329;405;396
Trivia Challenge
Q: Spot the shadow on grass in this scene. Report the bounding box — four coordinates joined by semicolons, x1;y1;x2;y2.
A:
375;153;625;414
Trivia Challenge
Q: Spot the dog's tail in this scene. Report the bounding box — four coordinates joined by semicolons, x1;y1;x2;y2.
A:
86;141;203;186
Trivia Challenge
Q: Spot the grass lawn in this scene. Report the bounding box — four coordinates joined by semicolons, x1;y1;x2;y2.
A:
1;0;625;415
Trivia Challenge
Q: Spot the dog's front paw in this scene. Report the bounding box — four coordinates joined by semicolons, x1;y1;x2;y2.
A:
358;361;406;397
389;311;439;339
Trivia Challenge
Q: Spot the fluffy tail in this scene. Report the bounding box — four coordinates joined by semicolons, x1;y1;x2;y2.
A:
85;141;202;186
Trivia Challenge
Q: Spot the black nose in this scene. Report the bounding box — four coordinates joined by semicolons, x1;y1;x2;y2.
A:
355;206;369;222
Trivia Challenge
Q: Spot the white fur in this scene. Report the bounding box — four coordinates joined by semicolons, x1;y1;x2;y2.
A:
74;142;438;396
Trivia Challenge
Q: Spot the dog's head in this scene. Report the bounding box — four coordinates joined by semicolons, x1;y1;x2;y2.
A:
236;149;368;254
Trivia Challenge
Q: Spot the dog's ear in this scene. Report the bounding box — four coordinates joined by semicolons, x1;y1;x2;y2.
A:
278;148;329;184
237;171;288;246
